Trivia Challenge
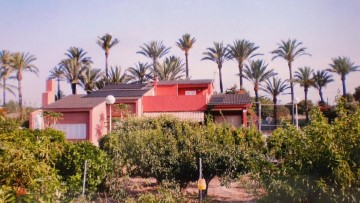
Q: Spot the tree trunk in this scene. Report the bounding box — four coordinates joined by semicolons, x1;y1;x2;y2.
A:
57;78;61;100
341;76;346;97
105;52;109;78
3;78;6;107
238;62;243;90
288;62;295;125
185;52;189;79
71;83;77;95
273;97;278;127
254;83;259;115
319;87;324;103
153;58;157;80
18;79;23;115
218;64;223;93
305;87;309;122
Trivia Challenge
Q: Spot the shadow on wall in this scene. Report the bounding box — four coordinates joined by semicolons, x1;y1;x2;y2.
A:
96;112;106;139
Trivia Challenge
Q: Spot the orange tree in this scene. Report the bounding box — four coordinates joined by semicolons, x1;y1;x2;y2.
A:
100;116;265;199
261;98;360;202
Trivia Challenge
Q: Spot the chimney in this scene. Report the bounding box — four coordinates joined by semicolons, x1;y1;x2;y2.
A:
42;80;55;107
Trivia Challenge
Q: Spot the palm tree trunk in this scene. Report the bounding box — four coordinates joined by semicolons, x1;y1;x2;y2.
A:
18;79;22;110
238;62;243;90
105;52;109;78
341;76;346;97
153;58;157;80
319;87;324;103
71;83;77;95
185;52;189;79
254;84;259;115
288;62;295;124
3;78;6;107
305;87;309;122
273;97;278;127
218;64;223;93
57;78;61;100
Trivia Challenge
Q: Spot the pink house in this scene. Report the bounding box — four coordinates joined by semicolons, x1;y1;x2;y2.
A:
30;79;252;145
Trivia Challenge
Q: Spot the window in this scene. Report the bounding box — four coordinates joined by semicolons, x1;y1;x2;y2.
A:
185;90;196;95
52;123;87;139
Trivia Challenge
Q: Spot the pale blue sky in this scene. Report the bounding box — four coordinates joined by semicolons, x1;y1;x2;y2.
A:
0;0;359;106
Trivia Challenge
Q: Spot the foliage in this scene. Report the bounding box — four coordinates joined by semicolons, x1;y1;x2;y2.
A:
354;86;360;102
0;117;20;132
100;116;265;198
155;56;185;80
202;42;231;93
176;33;196;79
297;99;314;115
227;39;261;89
0;128;65;202
43;110;63;127
55;141;110;196
260;98;360;202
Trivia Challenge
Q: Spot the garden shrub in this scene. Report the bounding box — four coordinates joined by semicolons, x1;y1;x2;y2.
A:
261;98;360;202
56;141;111;197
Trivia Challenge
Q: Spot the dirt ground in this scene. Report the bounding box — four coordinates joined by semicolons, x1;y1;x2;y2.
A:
127;176;262;202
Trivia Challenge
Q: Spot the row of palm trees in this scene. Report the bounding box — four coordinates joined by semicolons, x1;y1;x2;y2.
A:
0;50;38;111
1;32;358;121
202;39;358;124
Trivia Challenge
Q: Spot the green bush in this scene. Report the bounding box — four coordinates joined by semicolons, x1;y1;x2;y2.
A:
0;128;65;202
261;98;360;202
100;115;265;198
56;141;111;197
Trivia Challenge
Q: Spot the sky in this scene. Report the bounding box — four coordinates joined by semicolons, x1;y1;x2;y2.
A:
0;0;359;107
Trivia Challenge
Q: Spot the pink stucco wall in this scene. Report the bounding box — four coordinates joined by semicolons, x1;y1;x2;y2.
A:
89;102;107;145
157;85;178;95
42;80;55;107
143;95;207;112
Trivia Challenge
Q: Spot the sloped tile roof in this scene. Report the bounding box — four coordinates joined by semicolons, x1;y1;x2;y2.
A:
43;95;105;109
158;79;213;85
86;89;150;98
101;83;150;90
208;94;252;105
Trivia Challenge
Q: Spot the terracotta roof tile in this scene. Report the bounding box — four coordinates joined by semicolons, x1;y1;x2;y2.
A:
86;89;150;98
102;83;150;90
208;94;252;105
43;95;105;109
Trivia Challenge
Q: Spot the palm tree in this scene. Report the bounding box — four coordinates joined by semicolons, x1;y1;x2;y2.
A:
243;60;277;107
202;42;231;93
176;33;196;79
10;52;38;110
96;33;119;77
271;39;310;124
137;41;171;79
48;66;64;100
60;58;87;94
127;62;151;84
102;66;131;86
156;56;185;81
294;67;314;122
327;57;359;97
261;77;289;126
60;47;92;94
0;50;14;106
80;68;104;94
63;47;92;66
227;39;261;90
312;70;334;103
